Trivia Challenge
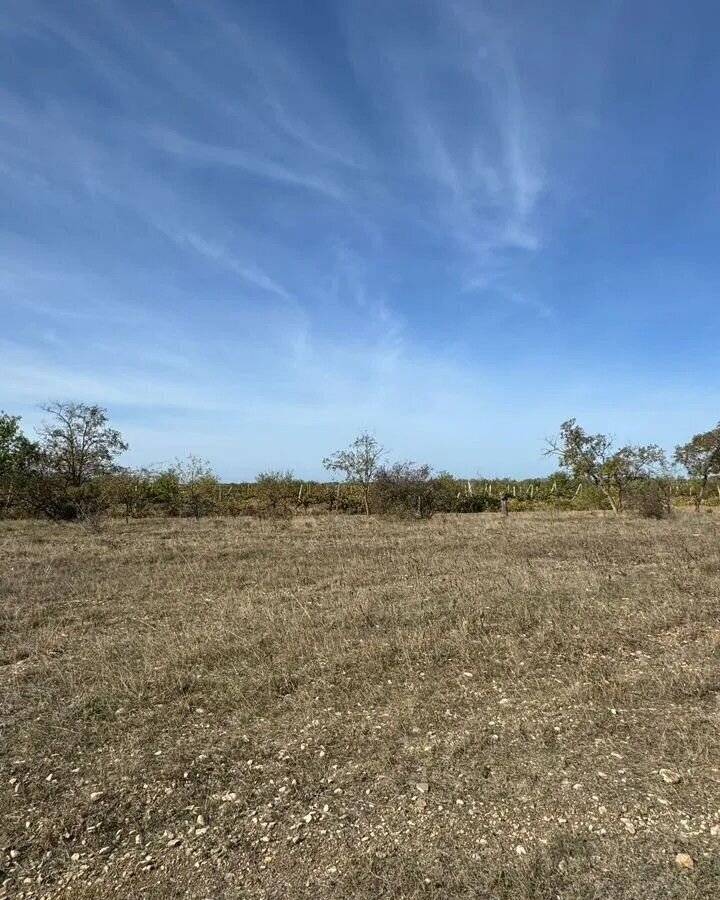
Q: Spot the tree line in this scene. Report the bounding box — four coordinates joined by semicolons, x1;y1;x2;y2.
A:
1;402;719;522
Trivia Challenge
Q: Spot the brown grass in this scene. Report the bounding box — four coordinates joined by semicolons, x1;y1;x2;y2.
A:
1;512;719;899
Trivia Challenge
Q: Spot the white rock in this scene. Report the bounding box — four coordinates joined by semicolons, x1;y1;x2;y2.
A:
675;852;694;870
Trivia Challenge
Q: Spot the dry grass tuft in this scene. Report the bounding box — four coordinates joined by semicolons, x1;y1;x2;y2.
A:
1;512;719;898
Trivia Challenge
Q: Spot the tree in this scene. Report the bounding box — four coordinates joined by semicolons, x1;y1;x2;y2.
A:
323;432;387;516
674;423;720;511
0;413;40;516
546;419;667;513
18;402;129;521
37;402;128;486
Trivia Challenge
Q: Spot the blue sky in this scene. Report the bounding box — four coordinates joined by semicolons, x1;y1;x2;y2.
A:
2;0;719;478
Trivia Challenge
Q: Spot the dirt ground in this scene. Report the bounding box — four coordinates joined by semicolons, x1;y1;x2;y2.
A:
1;511;719;898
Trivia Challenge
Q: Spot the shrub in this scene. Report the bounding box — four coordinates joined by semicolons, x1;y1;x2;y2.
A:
374;462;436;518
27;476;112;522
150;470;183;516
254;470;298;518
628;481;672;519
454;493;501;513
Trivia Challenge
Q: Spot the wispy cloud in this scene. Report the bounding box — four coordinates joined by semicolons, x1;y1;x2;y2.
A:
7;0;671;477
168;231;294;301
148;127;348;203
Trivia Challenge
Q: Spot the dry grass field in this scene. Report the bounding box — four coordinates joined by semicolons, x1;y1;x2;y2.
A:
1;512;720;899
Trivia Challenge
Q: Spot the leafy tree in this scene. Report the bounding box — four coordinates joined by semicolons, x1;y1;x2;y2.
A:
0;412;40;516
38;402;128;486
20;403;129;521
546;419;666;513
674;423;720;511
323;432;387;516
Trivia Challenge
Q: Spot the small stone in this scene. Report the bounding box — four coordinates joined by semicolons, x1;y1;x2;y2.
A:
98;846;110;855
710;824;720;837
515;845;527;856
167;838;182;848
196;815;206;826
675;852;694;870
416;782;429;794
620;818;636;834
415;798;427;811
90;791;104;802
303;813;313;824
660;769;681;784
195;826;209;836
9;850;20;860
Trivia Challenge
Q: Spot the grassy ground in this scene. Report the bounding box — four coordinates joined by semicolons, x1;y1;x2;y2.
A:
1;512;719;899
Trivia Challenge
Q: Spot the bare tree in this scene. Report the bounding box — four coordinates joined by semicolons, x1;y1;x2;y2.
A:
674;423;720;511
38;402;128;486
545;419;666;513
323;432;387;516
